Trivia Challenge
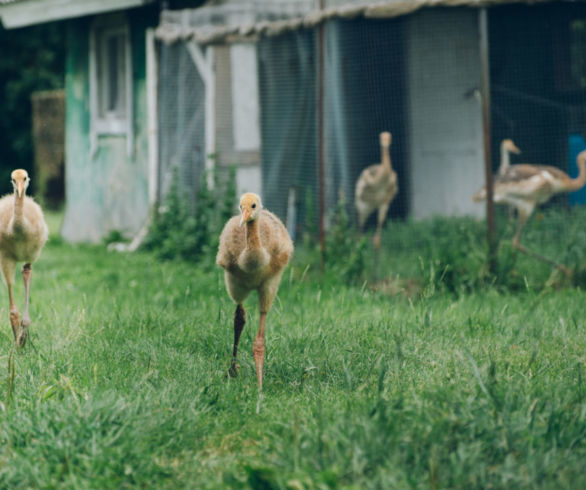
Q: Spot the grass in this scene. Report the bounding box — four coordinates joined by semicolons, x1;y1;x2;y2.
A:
0;210;584;488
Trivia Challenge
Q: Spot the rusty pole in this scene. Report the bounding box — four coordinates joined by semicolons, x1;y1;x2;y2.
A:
479;7;497;273
318;0;326;270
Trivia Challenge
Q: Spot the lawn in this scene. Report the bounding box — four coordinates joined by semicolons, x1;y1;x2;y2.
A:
0;211;584;488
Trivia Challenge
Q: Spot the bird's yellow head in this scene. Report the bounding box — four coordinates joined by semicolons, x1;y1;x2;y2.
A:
501;139;521;154
379;131;392;147
11;169;30;198
239;192;263;227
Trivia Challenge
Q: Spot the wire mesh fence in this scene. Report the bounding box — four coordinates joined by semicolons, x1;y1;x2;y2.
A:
154;1;586;276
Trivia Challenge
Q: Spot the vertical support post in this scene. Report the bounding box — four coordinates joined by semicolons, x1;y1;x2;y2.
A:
479;7;497;273
146;28;159;205
187;40;215;190
205;46;216;190
318;0;326;270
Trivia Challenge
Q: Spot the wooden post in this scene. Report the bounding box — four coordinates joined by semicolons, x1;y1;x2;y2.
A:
479;7;497;273
318;0;326;270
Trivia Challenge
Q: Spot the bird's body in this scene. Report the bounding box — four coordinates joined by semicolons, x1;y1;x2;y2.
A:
473;150;586;270
355;131;398;248
217;193;293;391
0;196;48;262
0;169;48;345
217;209;292;303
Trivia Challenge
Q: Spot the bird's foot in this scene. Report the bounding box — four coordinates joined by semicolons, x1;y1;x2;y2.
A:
16;326;27;348
227;359;240;378
373;233;381;249
9;311;21;340
253;342;265;392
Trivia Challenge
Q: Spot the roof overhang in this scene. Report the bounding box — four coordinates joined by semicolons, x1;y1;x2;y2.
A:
0;0;156;29
155;0;570;46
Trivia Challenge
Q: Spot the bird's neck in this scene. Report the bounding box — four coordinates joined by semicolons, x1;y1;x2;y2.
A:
500;148;511;173
245;219;262;250
569;158;586;191
381;144;392;171
12;192;25;224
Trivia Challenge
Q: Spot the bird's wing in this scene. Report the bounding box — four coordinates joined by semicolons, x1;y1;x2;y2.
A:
216;216;244;268
260;210;294;268
495;165;555;198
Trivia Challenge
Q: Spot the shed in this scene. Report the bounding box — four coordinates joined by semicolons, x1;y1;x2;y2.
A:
0;0;165;242
154;0;586;237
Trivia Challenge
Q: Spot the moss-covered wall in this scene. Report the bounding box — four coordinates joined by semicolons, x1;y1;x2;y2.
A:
61;11;155;243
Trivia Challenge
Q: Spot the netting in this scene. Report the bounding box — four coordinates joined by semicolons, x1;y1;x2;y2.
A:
154;1;586;269
157;41;206;206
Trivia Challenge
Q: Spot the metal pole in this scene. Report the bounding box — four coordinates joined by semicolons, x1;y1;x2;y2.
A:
318;0;326;270
479;7;497;273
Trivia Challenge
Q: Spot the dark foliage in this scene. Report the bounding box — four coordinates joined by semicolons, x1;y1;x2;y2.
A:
0;23;65;194
142;167;237;264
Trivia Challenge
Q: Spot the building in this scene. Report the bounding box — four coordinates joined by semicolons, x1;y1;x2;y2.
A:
1;0;585;242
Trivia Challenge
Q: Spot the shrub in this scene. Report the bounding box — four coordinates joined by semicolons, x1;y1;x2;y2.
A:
141;166;237;264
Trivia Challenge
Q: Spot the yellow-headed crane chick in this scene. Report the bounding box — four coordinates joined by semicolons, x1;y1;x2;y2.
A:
217;193;293;392
0;169;48;346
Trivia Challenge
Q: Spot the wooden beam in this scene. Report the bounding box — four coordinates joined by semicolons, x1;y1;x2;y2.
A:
186;40;215;189
146;28;159;205
0;0;154;29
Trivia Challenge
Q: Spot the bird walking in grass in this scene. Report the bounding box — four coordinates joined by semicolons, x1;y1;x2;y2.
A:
0;169;48;346
216;193;293;392
473;149;586;272
355;131;398;249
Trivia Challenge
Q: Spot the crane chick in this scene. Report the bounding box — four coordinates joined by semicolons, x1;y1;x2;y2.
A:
355;131;398;249
216;193;293;391
0;169;48;346
473;149;586;271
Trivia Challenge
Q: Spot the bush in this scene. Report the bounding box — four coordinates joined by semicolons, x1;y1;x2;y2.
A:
141;167;237;264
324;194;369;284
296;191;369;285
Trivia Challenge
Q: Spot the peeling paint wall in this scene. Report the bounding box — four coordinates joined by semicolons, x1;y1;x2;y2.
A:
61;15;151;243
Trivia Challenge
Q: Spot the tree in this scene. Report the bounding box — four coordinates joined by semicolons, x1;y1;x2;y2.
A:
0;22;65;194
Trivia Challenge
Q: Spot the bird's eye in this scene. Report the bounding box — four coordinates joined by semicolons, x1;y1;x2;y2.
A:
252;203;256;209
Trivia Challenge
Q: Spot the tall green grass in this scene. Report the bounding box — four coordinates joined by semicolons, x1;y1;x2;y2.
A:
0;210;583;488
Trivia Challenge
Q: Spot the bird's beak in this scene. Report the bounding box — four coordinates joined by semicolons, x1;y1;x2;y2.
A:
513;146;521;154
240;209;251;227
16;182;24;198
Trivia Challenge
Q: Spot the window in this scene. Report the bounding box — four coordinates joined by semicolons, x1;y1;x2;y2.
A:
231;43;260;151
569;19;586;89
90;14;133;155
554;17;586;92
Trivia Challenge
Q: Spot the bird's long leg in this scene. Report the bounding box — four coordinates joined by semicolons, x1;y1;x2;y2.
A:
7;282;19;341
1;261;19;341
228;304;246;377
512;213;571;276
18;263;32;347
374;203;390;250
253;312;267;391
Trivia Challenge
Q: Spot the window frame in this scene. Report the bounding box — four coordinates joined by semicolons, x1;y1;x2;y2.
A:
89;14;133;156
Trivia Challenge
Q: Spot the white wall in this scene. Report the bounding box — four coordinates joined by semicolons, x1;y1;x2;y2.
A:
406;8;485;219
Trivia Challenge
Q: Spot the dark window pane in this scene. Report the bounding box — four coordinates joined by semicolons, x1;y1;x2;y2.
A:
107;35;119;112
570;20;586;89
